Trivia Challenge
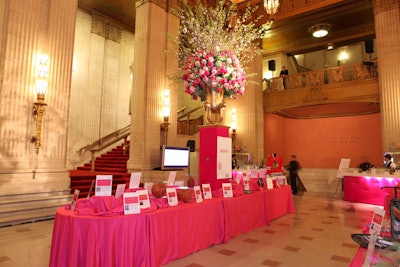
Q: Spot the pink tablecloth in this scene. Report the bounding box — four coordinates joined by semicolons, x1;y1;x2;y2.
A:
264;185;296;222
222;190;268;242
344;175;400;206
147;198;225;267
49;207;148;267
349;247;366;267
349;246;400;266
49;187;296;267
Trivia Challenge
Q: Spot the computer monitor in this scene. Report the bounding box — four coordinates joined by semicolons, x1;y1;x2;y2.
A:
161;146;190;170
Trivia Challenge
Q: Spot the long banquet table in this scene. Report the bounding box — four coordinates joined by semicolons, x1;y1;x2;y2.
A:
222;190;267;242
49;185;295;267
264;185;296;221
147;198;225;267
49;208;149;267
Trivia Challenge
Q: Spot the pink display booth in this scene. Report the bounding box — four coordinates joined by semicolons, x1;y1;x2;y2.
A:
199;125;231;190
344;174;400;206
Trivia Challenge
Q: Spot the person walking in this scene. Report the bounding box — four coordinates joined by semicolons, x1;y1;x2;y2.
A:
288;155;301;195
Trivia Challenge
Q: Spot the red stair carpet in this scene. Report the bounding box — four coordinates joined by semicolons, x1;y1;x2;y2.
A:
70;144;130;198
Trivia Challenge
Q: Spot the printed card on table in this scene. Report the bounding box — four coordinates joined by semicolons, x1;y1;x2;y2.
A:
276;176;286;186
364;207;385;266
87;180;95;199
174;180;184;187
115;183;126;199
144;182;153;193
202;184;212;199
250;169;258;178
235;172;242;184
243;176;250;191
193;185;203;203
222;183;233;198
259;168;267;179
123;192;140;215
129;172;141;189
95;175;113;196
167;171;177;186
166;187;178;206
70;189;80;211
266;178;274;189
369;207;385;235
136;189;151;209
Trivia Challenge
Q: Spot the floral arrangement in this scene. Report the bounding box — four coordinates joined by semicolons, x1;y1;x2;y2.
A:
182;49;246;101
171;0;265;101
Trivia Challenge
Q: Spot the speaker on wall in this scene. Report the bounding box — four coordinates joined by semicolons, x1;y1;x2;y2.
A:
186;140;195;152
268;60;276;71
365;40;374;54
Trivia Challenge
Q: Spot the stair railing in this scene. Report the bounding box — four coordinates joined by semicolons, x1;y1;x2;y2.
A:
177;106;203;135
77;125;131;171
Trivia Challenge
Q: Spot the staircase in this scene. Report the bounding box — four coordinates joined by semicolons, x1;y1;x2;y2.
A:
70;144;131;198
77;144;129;172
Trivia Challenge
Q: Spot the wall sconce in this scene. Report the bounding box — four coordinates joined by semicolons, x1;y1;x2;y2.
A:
161;89;170;146
338;51;349;62
32;54;49;154
231;108;237;150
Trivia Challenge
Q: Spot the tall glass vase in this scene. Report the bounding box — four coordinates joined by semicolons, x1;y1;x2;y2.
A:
204;86;225;124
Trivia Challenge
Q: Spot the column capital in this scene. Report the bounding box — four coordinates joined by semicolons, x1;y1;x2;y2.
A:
136;0;180;11
372;0;400;15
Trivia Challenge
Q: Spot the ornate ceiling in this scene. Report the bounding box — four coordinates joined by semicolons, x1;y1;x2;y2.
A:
78;0;375;56
78;0;136;31
259;0;375;56
78;0;377;118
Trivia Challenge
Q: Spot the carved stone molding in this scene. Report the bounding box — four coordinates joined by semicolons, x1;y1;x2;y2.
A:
136;0;179;12
136;0;165;9
302;87;329;104
373;0;400;14
264;78;379;114
91;14;122;43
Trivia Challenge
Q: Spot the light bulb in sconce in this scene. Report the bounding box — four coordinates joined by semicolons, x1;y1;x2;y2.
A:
35;54;50;100
162;89;170;120
338;51;349;63
231;108;237;131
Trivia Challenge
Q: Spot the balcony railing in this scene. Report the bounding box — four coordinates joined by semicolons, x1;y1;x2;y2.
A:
264;62;377;92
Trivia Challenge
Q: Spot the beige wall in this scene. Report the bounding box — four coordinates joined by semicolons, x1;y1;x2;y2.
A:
0;0;77;195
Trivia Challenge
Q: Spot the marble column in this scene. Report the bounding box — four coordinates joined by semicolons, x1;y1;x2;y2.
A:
373;0;400;151
128;0;180;174
228;51;264;165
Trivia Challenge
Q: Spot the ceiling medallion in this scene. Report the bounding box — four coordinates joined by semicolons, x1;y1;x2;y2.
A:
264;0;280;15
309;23;331;38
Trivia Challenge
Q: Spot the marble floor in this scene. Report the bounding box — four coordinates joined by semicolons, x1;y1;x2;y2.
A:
0;192;380;267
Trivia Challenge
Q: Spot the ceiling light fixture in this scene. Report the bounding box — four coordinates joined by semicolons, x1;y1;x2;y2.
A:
309;23;331;38
264;0;280;15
